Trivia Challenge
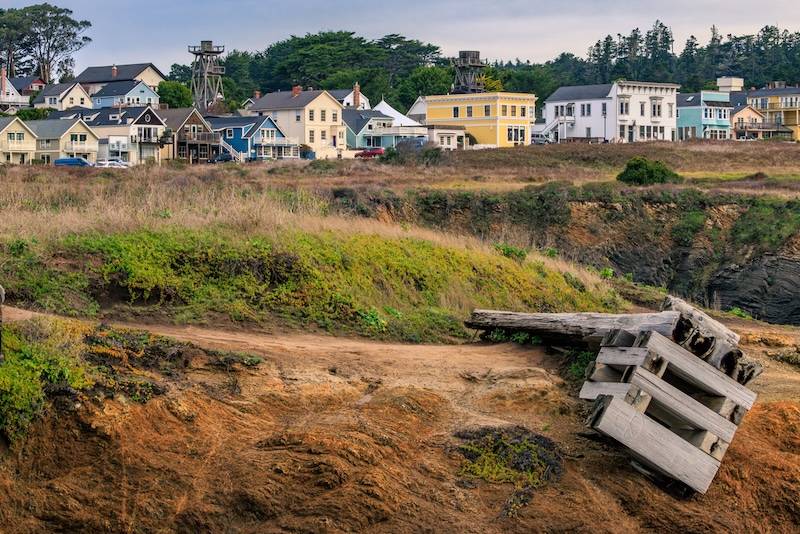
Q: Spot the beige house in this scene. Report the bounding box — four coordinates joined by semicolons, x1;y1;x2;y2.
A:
0;116;37;164
33;83;92;110
25;118;99;164
731;103;793;140
247;87;346;158
73;63;167;96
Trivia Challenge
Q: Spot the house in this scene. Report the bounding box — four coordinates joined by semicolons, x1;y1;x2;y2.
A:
342;109;394;149
730;104;792;140
92;80;160;109
73;63;167;96
541;81;679;143
0;116;37;164
9;75;45;96
676;91;732;140
426;124;468;150
33;83;92;110
407;96;427;124
48;106;167;164
746;82;800;140
1;68;30;112
25;118;99;164
157;108;218;164
425;92;537;148
328;83;370;110
206;115;299;160
247;87;346;157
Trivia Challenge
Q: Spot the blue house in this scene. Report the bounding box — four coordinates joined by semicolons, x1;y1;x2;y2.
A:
206;115;299;160
92;80;160;109
342;108;427;149
676;91;732;140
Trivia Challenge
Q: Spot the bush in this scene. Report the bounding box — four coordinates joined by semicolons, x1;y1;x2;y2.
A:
617;156;681;186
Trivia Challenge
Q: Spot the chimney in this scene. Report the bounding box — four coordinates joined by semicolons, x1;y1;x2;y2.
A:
307;87;313;91
253;90;261;99
112;64;117;78
292;85;302;97
0;67;5;96
353;82;361;109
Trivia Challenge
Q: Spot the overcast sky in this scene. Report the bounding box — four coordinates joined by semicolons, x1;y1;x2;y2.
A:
7;0;800;76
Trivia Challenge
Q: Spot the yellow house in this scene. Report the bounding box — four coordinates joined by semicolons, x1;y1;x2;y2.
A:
33;82;92;110
25;118;100;164
424;92;537;148
0;116;36;164
748;84;800;140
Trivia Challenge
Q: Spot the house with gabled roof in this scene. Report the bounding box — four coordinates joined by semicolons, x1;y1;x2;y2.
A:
33;83;92;111
0;116;37;164
9;75;45;96
327;83;370;110
206;115;299;160
157;107;219;164
746;82;800;141
74;63;166;96
25;118;99;164
92;80;160;109
1;68;30;112
676;91;732;140
246;86;345;158
48;106;167;164
342;105;427;149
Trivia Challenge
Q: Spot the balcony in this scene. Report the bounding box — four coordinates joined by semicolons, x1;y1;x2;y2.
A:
178;132;221;143
735;121;792;133
372;126;428;137
65;141;99;152
762;102;800;110
0;139;36;152
130;135;161;144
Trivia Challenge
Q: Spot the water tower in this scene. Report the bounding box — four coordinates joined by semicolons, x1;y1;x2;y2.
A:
452;51;487;94
189;40;225;109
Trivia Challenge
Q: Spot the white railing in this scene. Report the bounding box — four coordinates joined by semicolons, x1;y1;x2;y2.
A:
259;136;299;146
65;142;99;152
0;140;36;151
219;137;245;162
372;126;427;136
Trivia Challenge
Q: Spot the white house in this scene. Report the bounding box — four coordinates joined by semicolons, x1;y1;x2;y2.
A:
539;81;680;143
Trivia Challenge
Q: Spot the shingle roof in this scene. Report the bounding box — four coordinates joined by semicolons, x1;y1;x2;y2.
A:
342;109;393;135
32;83;74;104
92;80;141;98
0;116;19;132
727;91;750;107
9;76;41;92
46;106;157;127
24;118;90;139
156;108;203;130
326;89;352;102
74;63;166;84
248;90;330;111
545;84;613;102
748;86;800;97
206;115;280;139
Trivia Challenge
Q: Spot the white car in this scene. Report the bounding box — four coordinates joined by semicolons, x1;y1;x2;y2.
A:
95;160;128;168
106;157;134;167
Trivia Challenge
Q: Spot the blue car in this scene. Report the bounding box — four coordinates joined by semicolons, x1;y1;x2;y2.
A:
55;157;93;167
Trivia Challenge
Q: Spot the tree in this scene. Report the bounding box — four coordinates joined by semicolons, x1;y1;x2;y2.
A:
168;63;192;84
157;81;193;109
0;8;31;77
396;66;452;109
22;3;91;84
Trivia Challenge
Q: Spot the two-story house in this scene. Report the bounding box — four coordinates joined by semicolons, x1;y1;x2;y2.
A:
25;118;99;164
327;83;370;110
9;75;46;96
541;81;679;143
73;63;167;96
343;104;428;149
206;115;299;160
33;83;92;110
0;116;37;164
158;108;218;164
424;92;537;148
676;91;732;140
746;82;800;140
92;80;160;109
1;68;31;112
246;87;345;158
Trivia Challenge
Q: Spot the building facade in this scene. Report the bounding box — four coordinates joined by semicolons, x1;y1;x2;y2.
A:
747;83;800;140
676;91;732;140
26;118;99;163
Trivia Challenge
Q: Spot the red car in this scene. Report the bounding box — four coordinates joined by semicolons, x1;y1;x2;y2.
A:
354;147;384;158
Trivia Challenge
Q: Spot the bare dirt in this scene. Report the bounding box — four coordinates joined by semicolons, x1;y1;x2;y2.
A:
1;306;799;533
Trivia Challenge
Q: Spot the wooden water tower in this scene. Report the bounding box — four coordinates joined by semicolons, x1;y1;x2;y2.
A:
452;51;487;94
189;40;225;109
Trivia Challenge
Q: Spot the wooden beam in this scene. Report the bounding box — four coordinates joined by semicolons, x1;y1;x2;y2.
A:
579;381;641;402
587;395;720;494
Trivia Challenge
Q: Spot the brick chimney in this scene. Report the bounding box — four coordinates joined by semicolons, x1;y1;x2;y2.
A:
353;82;361;109
112;64;117;78
292;85;302;97
253;90;261;99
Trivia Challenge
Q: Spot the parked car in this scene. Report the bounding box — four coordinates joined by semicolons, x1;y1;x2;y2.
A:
354;147;384;159
207;152;234;164
531;133;552;145
737;135;756;141
95;160;128;168
54;157;93;167
106;157;134;167
395;137;429;151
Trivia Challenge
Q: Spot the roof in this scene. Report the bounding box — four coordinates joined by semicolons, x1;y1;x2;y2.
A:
24;118;90;139
748;86;800;97
373;100;421;127
92;80;143;98
342;109;393;135
546;84;613;103
156;108;205;130
727;91;750;107
46;106;161;127
326;89;352;102
248;89;334;111
206;115;281;139
9;76;42;92
32;83;75;104
0;116;34;136
74;63;166;84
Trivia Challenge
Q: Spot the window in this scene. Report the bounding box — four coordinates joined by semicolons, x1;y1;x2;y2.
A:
226;129;233;138
69;97;74;105
639;125;645;138
42;154;50;164
580;103;591;116
96;99;101;105
332;111;338;123
501;105;508;116
485;105;491;116
79;134;87;142
586;127;591;138
466;106;473;118
321;110;326;122
39;139;51;148
7;133;13;141
295;110;301;122
199;145;208;159
602;103;607;116
619;100;629;115
178;145;187;158
308;109;314;121
668;103;673;118
510;106;516;117
640;102;646;116
529;106;535;117
71;134;78;141
49;97;57;105
80;98;85;105
652;103;662;117
453;107;459;118
320;130;327;141
308;130;315;143
520;106;526;117
619;125;626;138
506;126;525;143
16;133;23;141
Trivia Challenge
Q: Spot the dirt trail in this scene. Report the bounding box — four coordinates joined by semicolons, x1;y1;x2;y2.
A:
1;306;799;533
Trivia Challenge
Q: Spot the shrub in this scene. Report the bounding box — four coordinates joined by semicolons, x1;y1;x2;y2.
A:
494;243;527;261
617;156;681;186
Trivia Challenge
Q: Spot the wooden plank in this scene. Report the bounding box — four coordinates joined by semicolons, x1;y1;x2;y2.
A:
630;367;738;443
596;347;651;367
673;429;730;462
587;395;720;494
600;328;637;347
636;331;756;411
585;361;623;383
579;381;639;402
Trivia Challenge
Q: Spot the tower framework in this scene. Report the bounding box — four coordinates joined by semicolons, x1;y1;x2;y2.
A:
189;40;225;109
452;51;487;94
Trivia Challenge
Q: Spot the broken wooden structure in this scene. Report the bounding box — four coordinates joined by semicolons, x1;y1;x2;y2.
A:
465;296;760;494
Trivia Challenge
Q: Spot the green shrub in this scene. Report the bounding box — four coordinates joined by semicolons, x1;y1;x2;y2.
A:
617;156;681;186
494;243;527;261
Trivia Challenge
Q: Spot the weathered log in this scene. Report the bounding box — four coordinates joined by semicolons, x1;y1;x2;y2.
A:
465;310;681;348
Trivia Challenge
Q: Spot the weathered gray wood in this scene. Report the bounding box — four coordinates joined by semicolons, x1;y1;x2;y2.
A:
636;331;756;411
579;381;640;402
585;361;623;383
630;367;738;443
587;395;720;494
601;328;637;347
596;347;651;368
465;310;681;346
672;428;730;462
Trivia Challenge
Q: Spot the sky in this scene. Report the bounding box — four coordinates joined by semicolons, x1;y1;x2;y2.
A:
6;0;800;77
